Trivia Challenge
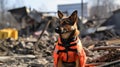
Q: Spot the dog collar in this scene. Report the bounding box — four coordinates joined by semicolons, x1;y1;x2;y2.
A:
58;36;78;46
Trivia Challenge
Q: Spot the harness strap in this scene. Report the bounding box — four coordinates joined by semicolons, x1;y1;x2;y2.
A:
57;49;77;54
57;49;77;62
57;37;79;62
58;43;77;47
57;44;78;62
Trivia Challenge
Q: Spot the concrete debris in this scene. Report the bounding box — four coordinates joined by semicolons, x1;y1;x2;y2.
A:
0;31;55;67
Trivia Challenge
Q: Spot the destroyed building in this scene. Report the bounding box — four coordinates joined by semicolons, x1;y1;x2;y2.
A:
8;7;58;37
101;9;120;35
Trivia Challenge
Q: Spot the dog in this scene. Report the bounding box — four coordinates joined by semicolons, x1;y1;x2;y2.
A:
53;10;86;67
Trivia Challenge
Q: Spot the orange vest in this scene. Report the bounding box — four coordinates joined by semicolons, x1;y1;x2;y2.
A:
53;37;86;67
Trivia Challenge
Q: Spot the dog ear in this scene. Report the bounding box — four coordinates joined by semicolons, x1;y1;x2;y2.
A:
58;10;63;19
69;10;78;25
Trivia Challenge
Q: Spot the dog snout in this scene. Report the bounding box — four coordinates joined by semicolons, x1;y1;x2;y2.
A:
55;26;66;34
60;27;64;32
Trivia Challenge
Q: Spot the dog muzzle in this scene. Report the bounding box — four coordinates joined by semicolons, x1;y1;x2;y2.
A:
55;26;69;34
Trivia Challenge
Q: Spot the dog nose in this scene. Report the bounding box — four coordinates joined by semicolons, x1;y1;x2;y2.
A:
55;27;61;34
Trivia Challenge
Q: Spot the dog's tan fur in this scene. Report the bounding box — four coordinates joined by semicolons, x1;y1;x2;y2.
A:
58;10;79;39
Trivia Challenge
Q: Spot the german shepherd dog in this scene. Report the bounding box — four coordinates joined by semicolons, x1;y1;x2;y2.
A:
53;10;86;67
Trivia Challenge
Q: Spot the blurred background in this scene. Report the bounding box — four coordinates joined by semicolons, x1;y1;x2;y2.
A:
0;0;120;67
0;0;120;36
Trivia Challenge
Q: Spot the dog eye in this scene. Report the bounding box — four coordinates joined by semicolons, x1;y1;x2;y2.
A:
62;21;68;25
67;20;73;25
65;20;72;25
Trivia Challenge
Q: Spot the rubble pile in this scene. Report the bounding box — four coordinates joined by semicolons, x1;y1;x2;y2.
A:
82;30;120;66
0;32;56;67
0;29;119;67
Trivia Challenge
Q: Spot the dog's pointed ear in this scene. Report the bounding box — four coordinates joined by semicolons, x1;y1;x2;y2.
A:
58;10;63;19
69;10;78;25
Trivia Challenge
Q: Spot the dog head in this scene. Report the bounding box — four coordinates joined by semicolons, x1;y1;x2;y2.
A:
55;10;80;39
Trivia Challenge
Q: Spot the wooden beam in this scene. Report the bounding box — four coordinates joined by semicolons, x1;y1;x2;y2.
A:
97;60;120;67
91;46;120;51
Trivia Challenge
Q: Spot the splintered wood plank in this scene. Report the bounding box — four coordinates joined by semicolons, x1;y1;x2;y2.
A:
97;60;120;67
105;39;120;45
91;46;120;51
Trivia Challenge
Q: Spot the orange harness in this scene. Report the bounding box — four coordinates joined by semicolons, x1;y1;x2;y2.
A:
53;37;86;67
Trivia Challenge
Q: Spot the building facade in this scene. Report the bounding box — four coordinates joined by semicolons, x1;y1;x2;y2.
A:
58;3;88;17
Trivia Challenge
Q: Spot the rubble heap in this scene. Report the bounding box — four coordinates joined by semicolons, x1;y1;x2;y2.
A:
0;31;55;67
0;29;119;67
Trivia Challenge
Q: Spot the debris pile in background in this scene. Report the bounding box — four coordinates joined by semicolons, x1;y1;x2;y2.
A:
82;30;120;67
0;31;56;67
0;29;119;67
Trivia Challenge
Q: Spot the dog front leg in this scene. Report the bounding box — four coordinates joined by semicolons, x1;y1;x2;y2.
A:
57;59;63;67
76;58;80;67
